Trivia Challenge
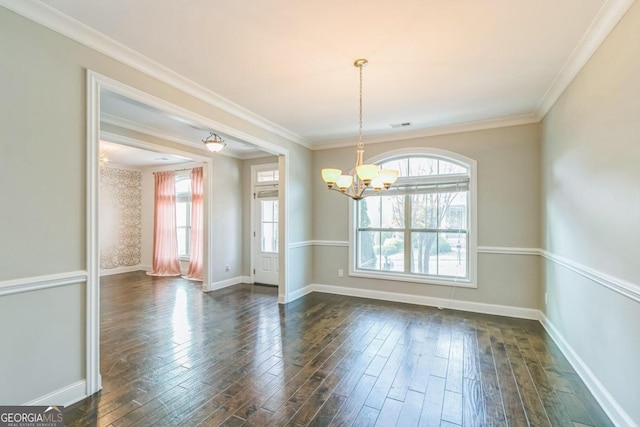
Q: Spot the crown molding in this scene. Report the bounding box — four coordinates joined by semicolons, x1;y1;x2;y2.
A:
535;0;636;117
2;0;633;150
0;0;311;149
311;113;540;150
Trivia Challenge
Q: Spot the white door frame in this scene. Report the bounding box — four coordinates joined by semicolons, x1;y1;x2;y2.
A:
250;163;280;286
86;70;290;397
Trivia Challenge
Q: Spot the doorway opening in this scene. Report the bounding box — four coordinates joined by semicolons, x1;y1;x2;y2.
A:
86;71;291;398
251;163;280;286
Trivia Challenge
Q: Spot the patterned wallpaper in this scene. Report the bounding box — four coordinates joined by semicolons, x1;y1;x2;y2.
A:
100;166;142;269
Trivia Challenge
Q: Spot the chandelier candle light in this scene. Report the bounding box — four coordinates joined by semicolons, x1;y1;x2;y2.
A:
321;59;398;200
203;132;226;152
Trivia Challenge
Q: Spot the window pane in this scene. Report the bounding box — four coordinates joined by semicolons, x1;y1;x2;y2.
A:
411;232;437;275
273;170;279;181
175;177;191;193
381;234;404;272
436;191;464;229
439;160;467;175
380;158;409;177
381;196;404;228
442;192;467;230
409;157;439;176
176;201;188;227
437;232;467;278
358;198;380;229
177;227;187;256
273;200;279;222
358;230;380;269
411;194;439;229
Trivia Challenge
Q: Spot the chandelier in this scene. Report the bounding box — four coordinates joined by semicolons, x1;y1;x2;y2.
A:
321;59;398;200
203;132;226;152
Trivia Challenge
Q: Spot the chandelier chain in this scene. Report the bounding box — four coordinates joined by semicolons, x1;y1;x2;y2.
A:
358;63;364;149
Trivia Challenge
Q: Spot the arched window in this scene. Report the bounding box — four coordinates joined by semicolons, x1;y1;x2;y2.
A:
351;149;477;287
175;173;192;258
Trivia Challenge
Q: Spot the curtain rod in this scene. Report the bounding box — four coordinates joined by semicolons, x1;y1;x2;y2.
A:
152;166;202;174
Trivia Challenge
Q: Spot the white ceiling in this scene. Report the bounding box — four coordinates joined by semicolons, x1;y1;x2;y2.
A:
34;0;630;144
99;140;193;168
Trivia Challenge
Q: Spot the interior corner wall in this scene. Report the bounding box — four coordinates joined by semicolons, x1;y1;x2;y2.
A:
312;123;542;309
541;2;640;424
0;5;313;405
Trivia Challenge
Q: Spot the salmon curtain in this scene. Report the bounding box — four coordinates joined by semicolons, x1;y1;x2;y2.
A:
147;171;181;276
183;167;204;281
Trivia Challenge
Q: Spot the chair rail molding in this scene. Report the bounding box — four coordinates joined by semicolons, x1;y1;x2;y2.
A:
0;271;88;296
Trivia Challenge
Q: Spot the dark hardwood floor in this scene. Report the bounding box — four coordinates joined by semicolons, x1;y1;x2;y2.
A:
64;271;612;426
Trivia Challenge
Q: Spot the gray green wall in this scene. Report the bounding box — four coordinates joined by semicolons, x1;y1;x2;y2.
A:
541;2;640;423
0;6;312;404
1;1;638;421
313;124;542;309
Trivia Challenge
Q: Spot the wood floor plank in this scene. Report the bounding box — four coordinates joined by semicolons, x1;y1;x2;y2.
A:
419;375;446;427
63;272;613;427
396;389;424;426
487;322;528;427
329;374;377;427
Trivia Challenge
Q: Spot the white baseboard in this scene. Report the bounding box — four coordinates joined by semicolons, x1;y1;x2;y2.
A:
24;380;87;407
292;283;539;320
539;313;637;427
208;276;251;292
100;265;150;276
288;284;314;302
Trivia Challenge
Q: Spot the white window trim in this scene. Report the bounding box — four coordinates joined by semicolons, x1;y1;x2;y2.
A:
348;147;478;288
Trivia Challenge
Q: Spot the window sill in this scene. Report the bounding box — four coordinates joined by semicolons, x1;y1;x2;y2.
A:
178;257;191;262
349;269;476;288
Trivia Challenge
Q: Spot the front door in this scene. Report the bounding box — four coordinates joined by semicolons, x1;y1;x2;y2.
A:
254;198;279;285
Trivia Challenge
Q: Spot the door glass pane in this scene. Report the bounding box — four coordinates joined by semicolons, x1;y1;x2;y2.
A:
260;200;278;253
257;170;275;182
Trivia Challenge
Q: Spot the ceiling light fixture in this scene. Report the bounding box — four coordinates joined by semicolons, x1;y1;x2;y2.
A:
202;132;226;152
321;59;398;200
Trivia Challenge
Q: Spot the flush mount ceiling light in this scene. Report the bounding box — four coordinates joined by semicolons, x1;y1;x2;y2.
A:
321;59;398;200
202;132;226;152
